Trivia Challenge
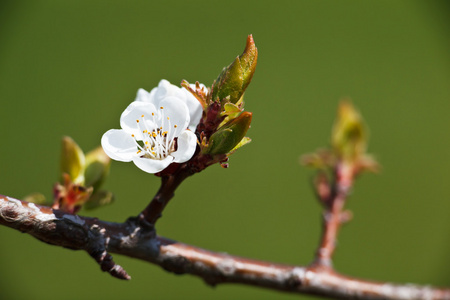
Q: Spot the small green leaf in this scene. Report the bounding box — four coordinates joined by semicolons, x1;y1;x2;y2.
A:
223;103;241;114
300;149;336;170
84;146;111;190
23;192;48;205
230;136;251;153
220;102;243;126
204;111;252;155
84;190;114;210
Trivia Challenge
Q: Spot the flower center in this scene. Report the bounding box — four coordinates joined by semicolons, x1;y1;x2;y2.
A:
132;106;178;160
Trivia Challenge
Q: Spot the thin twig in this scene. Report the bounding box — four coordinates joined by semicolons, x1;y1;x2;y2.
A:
140;165;191;224
1;194;449;300
313;162;353;268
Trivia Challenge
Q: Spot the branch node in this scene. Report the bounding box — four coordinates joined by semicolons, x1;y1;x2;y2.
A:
87;224;131;280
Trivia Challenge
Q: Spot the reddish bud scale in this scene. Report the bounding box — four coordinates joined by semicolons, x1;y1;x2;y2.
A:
53;174;93;214
196;101;225;140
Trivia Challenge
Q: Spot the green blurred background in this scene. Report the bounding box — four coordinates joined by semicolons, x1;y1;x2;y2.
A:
1;1;450;299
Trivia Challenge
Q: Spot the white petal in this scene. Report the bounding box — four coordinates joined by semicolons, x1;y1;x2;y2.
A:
152;80;182;102
132;156;174;173
172;130;198;163
120;101;157;140
159;97;190;138
183;89;203;131
101;129;137;162
153;80;169;103
148;85;158;104
135;88;150;102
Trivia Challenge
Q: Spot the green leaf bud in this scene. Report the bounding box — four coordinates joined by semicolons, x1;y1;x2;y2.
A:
331;101;367;163
212;35;258;104
84;190;114;210
84;146;111;190
204;111;252;155
60;136;85;184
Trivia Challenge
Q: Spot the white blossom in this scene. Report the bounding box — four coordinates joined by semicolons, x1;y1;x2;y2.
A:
101;80;203;173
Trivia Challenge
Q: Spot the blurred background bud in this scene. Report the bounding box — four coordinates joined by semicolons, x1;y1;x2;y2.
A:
301;148;336;170
331;100;367;163
302;101;378;176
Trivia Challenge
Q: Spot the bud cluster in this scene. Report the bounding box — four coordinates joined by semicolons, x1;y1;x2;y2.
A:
303;101;378;173
53;136;113;213
182;35;258;169
302;101;379;208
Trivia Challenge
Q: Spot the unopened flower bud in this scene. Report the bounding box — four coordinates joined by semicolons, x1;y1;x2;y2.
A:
212;35;258;104
204;111;252;155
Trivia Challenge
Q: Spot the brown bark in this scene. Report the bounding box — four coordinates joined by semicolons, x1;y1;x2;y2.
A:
1;194;449;300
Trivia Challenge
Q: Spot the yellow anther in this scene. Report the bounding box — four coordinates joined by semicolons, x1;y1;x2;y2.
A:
131;134;135;137
136;120;139;123
152;113;155;116
152;152;156;155
163;131;168;136
152;132;157;138
167;117;170;120
174;125;177;128
141;115;144;117
145;141;149;145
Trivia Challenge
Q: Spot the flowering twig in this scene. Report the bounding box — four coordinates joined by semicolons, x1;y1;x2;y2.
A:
303;101;377;270
1;194;449;299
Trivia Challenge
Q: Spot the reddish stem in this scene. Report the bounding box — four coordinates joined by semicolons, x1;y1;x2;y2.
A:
314;162;353;267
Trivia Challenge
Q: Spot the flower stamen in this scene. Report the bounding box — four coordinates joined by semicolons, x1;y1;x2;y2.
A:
129;109;180;161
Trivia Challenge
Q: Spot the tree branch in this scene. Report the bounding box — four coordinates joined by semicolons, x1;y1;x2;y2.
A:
1;194;449;300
